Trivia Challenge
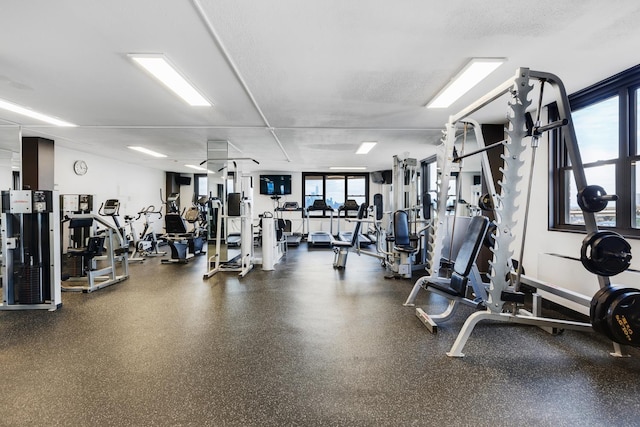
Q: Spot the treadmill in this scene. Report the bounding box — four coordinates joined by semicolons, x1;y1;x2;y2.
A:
306;200;334;247
337;200;372;247
275;202;303;246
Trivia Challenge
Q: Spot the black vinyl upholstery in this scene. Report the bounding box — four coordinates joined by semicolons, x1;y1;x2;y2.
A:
68;236;105;258
165;213;189;234
428;215;489;297
393;210;417;253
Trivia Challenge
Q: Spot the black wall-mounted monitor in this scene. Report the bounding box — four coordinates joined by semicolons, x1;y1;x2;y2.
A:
259;174;292;195
175;175;192;186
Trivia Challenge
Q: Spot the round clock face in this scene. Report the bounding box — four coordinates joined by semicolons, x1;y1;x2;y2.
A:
73;160;88;175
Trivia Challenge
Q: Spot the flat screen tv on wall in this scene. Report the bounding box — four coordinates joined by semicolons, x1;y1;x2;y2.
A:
259;175;292;195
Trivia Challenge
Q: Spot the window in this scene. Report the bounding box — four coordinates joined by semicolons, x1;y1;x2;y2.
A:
194;174;208;198
551;65;640;237
303;173;369;217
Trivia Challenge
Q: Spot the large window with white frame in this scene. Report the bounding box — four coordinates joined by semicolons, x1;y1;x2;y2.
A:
551;65;640;237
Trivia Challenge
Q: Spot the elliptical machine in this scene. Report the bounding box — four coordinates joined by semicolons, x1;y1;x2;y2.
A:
99;199;144;263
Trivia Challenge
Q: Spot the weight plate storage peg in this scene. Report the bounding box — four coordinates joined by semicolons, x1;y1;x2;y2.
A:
580;231;632;276
605;290;640;347
478;193;494;211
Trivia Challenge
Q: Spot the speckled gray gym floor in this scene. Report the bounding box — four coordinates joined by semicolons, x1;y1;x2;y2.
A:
2;246;640;426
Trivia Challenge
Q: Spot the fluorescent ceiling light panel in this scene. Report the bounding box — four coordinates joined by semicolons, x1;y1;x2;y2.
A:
128;146;167;158
129;54;211;107
185;164;214;173
0;98;76;127
356;142;377;155
426;58;505;109
329;166;367;170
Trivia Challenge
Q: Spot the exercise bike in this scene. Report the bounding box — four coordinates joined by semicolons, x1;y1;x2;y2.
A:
133;205;166;257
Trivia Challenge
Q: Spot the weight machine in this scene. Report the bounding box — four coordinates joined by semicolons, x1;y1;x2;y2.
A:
383;155;430;278
204;167;255;278
1;190;61;310
405;67;634;357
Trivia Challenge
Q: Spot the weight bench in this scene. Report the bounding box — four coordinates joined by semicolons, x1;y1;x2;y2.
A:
403;215;490;333
332;203;366;268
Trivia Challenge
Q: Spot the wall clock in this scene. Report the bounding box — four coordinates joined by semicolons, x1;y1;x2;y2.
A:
73;160;88;175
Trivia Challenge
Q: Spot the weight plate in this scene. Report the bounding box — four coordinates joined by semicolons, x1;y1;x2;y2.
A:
581;231;631;277
606;291;640;347
590;286;612;335
577;185;609;213
591;286;633;340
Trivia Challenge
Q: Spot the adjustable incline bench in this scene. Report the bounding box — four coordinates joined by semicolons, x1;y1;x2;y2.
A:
403;215;490;333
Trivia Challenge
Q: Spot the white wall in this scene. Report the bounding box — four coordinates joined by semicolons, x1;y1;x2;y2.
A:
55;145;166;235
0;158;12;191
249;171;309;234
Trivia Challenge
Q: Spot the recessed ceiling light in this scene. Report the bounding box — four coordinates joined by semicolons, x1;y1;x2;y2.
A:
129;54;212;107
0;98;76;127
356;142;377;155
426;58;505;109
128;146;167;158
329;166;367;170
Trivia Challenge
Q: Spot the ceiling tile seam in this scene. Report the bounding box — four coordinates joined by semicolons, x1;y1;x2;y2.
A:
190;0;291;162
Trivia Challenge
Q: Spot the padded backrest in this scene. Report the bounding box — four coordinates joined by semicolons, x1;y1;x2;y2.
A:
69;217;94;229
393;210;411;246
373;194;383;221
453;216;489;277
349;203;367;246
165;213;188;234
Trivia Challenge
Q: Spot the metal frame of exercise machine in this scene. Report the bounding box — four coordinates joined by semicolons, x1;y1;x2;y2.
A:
61;212;129;293
406;67;632;357
384;155;431;278
204;171;255;278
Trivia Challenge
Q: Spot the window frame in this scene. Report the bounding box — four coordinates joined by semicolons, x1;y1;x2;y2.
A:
550;64;640;238
302;172;370;218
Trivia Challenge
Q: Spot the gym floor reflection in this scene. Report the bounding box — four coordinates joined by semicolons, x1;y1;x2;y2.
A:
2;245;640;426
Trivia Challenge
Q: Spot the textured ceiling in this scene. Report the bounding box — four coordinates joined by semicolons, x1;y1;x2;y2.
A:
1;0;639;174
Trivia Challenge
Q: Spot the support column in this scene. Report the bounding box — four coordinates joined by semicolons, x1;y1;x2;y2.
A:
22;137;54;191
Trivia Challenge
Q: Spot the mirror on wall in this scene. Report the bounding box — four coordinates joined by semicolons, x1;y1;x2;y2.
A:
427;131;483;218
206;140;229;271
0;126;20;191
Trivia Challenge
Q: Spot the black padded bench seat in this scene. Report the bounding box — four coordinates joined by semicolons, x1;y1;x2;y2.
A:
424;215;490;297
